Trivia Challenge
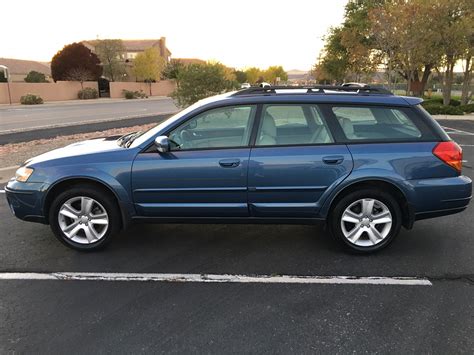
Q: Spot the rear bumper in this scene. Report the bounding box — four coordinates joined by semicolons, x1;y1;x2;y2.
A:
4;180;49;224
409;175;472;220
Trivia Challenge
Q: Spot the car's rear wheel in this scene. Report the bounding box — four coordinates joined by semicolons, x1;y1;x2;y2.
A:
330;189;401;253
49;185;121;251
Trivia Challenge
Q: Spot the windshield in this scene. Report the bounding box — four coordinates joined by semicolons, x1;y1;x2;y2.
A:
129;93;234;148
128;104;198;148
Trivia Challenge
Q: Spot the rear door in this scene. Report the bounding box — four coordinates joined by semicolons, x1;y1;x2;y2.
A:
248;104;353;217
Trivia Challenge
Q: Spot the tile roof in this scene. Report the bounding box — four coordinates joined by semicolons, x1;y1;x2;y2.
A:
0;58;51;75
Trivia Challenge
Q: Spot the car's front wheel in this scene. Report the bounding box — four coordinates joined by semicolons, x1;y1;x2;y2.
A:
330;189;402;253
49;185;121;251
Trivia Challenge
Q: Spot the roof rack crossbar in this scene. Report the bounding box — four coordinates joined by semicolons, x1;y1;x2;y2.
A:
232;85;393;96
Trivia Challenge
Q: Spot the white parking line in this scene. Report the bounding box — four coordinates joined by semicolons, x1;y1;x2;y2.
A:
442;126;474;136
0;272;432;286
0;190;5;194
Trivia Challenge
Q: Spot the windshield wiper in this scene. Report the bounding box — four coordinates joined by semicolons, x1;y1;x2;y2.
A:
124;131;143;148
117;131;142;148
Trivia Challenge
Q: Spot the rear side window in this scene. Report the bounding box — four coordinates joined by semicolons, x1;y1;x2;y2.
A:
256;104;333;146
331;106;423;141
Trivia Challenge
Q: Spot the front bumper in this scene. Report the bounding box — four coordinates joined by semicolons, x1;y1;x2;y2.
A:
5;179;50;224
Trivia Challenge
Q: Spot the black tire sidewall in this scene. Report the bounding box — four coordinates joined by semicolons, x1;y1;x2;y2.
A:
49;186;120;251
330;189;402;253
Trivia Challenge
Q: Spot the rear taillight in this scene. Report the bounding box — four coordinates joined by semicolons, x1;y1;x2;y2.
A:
433;141;463;173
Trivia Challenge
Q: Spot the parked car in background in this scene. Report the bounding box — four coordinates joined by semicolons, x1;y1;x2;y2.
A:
241;83;251;89
5;85;471;253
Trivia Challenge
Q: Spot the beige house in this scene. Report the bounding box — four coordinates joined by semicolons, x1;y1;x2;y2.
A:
83;38;171;62
0;58;51;82
82;38;171;82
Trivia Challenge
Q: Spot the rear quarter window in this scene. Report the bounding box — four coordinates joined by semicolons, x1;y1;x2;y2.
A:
330;105;436;142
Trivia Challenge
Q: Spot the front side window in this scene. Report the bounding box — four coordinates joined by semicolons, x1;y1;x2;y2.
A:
169;105;256;150
256;104;333;146
331;106;422;141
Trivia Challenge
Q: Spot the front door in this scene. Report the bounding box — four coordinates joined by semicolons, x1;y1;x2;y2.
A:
132;105;257;217
248;104;353;217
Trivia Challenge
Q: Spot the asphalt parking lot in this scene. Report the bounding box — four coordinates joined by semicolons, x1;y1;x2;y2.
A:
0;119;473;353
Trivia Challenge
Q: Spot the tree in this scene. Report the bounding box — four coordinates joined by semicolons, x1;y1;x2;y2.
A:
66;67;95;89
51;42;102;82
24;70;48;83
263;66;288;84
172;62;237;107
314;27;350;83
233;70;247;83
368;0;443;96
244;67;264;84
94;39;126;82
162;59;184;83
133;48;166;95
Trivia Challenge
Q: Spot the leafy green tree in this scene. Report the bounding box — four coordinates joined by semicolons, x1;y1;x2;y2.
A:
263;66;288;84
233;70;247;83
244;67;264;84
95;39;126;82
24;70;48;83
133;48;165;81
172;62;237;107
51;42;102;82
133;48;166;95
314;27;350;83
162;59;185;83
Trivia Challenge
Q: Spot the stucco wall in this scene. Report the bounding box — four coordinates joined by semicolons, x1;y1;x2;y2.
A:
0;81;98;104
109;80;176;98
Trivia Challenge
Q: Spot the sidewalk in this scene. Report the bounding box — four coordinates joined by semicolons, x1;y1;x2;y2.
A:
432;114;474;120
0;96;171;109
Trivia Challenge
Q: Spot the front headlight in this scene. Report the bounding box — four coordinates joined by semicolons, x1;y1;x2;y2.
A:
15;167;34;182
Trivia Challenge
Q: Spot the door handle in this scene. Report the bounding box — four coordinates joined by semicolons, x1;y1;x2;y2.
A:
323;155;344;165
219;159;241;168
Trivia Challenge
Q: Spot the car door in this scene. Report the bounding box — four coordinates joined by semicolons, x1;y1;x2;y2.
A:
132;105;257;217
248;104;353;218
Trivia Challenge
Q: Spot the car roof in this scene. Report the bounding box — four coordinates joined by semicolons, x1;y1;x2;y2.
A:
202;91;423;107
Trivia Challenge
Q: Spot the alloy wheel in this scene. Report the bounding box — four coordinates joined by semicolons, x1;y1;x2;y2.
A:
58;196;109;244
340;198;392;247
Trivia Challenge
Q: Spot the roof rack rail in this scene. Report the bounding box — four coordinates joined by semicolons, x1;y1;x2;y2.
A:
232;85;393;96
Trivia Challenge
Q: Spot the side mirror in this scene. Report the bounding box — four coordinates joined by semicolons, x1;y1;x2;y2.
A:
154;136;170;153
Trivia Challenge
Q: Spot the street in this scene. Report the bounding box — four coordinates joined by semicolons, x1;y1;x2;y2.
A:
0;98;178;133
0;119;473;353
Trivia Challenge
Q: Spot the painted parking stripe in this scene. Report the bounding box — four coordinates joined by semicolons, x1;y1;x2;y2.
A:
0;272;432;286
0;190;5;194
441;126;474;135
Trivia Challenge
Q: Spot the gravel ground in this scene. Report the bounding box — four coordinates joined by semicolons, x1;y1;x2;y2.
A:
0;124;155;167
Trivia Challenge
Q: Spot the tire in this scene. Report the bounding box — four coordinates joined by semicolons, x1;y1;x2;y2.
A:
48;185;121;251
329;189;402;254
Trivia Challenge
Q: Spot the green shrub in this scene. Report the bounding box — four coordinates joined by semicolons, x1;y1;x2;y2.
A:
20;94;43;105
122;89;147;99
78;87;99;99
423;97;460;106
459;103;474;113
24;71;48;83
422;103;464;115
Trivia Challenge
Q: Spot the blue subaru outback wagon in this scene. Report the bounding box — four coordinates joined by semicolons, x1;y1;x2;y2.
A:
5;86;472;253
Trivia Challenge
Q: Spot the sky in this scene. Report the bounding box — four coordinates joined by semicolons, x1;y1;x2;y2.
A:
0;0;347;71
